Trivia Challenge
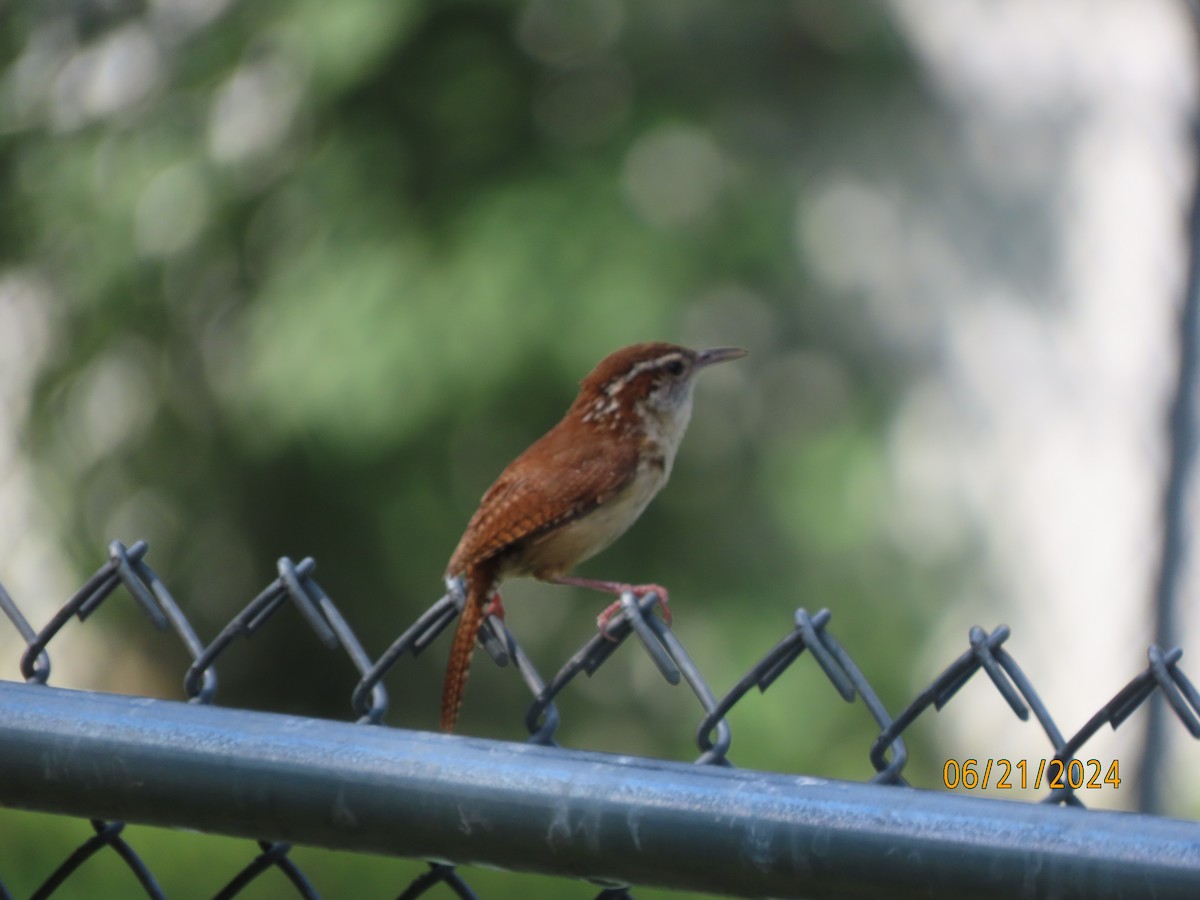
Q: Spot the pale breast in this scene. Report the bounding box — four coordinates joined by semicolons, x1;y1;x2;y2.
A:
514;451;671;580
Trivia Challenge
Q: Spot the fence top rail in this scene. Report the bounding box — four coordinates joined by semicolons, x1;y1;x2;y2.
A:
0;679;1197;900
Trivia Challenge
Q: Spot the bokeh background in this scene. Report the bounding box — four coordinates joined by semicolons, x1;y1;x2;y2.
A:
1;0;1198;896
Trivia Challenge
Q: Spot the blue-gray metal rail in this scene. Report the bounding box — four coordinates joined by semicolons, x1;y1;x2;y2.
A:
0;680;1197;899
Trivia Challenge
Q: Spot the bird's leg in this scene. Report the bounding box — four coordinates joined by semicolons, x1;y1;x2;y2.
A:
548;575;672;634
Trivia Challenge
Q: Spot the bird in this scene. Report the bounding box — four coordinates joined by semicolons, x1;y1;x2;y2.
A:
440;341;747;733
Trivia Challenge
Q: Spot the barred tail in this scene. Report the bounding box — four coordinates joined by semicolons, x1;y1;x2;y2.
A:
440;567;492;733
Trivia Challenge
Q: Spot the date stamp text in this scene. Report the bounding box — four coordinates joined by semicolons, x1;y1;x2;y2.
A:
942;758;1121;791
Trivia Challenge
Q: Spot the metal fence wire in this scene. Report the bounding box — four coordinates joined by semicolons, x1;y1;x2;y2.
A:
1;540;1199;899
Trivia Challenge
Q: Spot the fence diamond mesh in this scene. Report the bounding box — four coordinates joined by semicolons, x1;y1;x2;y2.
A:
1;539;1198;899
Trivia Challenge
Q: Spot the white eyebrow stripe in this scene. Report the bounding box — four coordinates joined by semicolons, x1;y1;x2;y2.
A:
603;353;688;397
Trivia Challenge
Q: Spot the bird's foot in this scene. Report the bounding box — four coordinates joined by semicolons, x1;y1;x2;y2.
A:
548;574;672;637
591;584;673;639
482;592;506;621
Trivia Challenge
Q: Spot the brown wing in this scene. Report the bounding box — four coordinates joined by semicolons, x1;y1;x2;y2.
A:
445;422;638;577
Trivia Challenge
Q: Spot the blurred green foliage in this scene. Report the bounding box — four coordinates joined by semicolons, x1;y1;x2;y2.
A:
1;0;971;895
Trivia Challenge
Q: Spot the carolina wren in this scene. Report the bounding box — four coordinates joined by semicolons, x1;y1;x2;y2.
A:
440;341;747;732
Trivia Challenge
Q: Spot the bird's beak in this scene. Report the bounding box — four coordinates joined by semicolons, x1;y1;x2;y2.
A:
695;346;749;369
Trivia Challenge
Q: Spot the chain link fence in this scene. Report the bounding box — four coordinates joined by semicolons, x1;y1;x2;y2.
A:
2;539;1199;898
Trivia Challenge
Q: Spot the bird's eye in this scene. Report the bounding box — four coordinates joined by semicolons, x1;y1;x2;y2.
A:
665;359;685;376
